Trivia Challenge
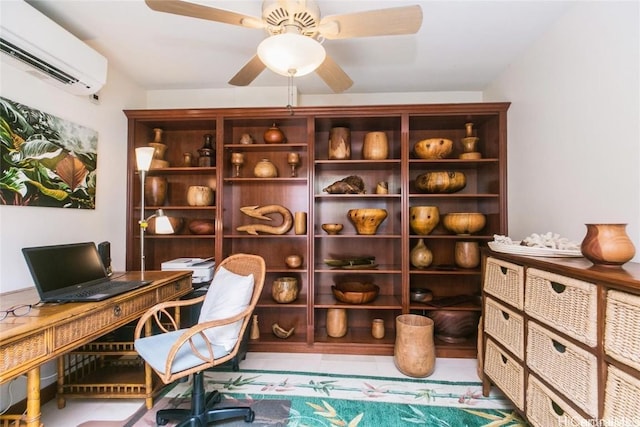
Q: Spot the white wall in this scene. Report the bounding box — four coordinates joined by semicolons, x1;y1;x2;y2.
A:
0;63;146;294
484;1;640;260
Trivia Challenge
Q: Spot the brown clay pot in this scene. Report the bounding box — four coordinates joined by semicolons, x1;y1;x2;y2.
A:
362;131;389;160
415;171;466;194
394;314;435;377
409;206;439;235
144;176;167;206
347;208;388;235
580;223;636;267
264;123;286;144
326;308;348;338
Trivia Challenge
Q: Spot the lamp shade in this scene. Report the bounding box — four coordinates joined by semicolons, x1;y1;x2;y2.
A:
257;32;326;77
135;147;155;172
153;209;174;234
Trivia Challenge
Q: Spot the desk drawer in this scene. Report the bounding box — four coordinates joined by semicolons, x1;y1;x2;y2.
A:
484;297;524;359
157;276;192;301
605;290;640;372
484;257;524;310
0;332;48;379
484;338;524;410
525;268;597;347
527;321;598;417
526;374;589;427
54;290;156;348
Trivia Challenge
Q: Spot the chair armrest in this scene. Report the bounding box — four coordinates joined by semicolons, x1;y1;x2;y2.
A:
134;294;206;340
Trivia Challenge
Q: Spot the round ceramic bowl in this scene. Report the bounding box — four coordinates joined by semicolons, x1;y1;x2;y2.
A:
332;282;380;304
410;288;433;303
442;212;486;235
321;223;344;235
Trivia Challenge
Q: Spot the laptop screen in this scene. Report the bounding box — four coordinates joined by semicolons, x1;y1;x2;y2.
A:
22;242;108;294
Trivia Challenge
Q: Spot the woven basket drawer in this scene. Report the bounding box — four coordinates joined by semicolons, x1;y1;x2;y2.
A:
527;321;598;417
526;374;589;427
157;276;192;301
484;297;524;359
0;332;47;379
484;257;524;309
525;268;597;347
605;290;640;372
603;364;640;424
484;338;524;410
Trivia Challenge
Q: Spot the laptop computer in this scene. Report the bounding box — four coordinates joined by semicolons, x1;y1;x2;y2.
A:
22;242;152;303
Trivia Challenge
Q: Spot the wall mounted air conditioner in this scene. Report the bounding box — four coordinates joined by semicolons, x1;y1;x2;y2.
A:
0;1;107;95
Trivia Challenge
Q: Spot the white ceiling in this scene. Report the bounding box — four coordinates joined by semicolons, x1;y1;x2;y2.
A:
25;0;573;95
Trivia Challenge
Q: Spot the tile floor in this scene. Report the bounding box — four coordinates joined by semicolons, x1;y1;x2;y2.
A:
39;352;481;425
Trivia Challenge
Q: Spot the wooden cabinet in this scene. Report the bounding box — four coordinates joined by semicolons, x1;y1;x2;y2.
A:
125;103;509;358
481;252;640;426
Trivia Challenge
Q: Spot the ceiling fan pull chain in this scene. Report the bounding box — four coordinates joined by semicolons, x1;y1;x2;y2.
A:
286;69;295;114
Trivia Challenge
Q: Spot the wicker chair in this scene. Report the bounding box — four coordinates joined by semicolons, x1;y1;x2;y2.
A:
134;253;266;426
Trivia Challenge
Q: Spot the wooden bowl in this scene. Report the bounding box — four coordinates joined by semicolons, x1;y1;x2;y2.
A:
188;219;215;235
272;277;299;303
410;288;433;303
415;171;466;193
442;212;486;235
332;282;379;304
427;310;481;343
347;208;388;235
414;138;453;159
322;223;344;235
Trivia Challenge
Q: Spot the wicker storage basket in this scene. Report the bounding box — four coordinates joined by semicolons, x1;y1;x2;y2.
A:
524;268;597;347
484;296;524;359
484;338;524;410
483;257;524;309
604;290;640;372
603;364;640;424
526;374;589;427
527;321;598;417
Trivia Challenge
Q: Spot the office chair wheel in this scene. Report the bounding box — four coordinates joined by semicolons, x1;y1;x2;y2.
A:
245;409;255;423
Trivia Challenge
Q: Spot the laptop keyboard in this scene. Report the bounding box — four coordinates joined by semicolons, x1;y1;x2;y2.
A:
67;280;149;299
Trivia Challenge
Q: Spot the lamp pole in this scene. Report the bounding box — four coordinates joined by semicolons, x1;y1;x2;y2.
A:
135;147;155;276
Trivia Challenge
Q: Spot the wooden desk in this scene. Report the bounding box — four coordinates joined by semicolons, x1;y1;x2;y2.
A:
0;270;192;427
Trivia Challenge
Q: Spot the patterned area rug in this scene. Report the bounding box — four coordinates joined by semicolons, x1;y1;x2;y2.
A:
110;367;527;427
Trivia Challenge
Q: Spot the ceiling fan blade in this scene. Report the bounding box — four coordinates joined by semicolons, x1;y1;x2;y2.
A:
228;55;266;87
145;0;264;29
318;5;422;39
315;55;353;93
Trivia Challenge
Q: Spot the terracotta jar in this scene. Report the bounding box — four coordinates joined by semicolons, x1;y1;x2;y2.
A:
326;308;347;338
144;176;167;206
394;314;435;377
580;223;636;267
253;158;278;178
362;131;389;160
264;123;286;144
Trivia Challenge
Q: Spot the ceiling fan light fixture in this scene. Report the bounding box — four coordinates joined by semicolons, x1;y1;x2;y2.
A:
257;32;326;77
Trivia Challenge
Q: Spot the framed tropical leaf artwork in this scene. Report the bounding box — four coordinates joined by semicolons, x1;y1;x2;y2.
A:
0;96;98;209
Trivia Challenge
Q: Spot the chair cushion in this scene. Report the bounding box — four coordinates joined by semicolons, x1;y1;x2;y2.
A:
197;265;254;351
135;329;229;375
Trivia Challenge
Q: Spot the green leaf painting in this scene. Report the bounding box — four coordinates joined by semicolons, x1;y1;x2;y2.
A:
0;96;98;208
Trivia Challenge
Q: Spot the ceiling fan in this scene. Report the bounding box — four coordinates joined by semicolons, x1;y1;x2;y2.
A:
144;0;423;93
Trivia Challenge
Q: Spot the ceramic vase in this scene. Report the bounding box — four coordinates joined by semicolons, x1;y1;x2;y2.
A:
264;123;286;144
327;308;347;338
409;206;440;235
454;241;480;268
410;239;433;269
580;223;636;267
362;131;389;160
144;176;167;206
329;127;351;160
394;314;435;377
253;158;278;178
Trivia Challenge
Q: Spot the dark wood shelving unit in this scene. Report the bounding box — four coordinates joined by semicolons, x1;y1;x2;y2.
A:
125;103;509;358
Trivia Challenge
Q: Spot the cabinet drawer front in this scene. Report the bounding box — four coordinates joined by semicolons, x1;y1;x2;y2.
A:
526;321;598;417
54;291;156;348
526;374;589;427
605;290;640;372
484;257;524;310
484;338;524;410
604;364;640;423
0;332;48;379
484;297;524;359
525;268;597;347
157;276;192;301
